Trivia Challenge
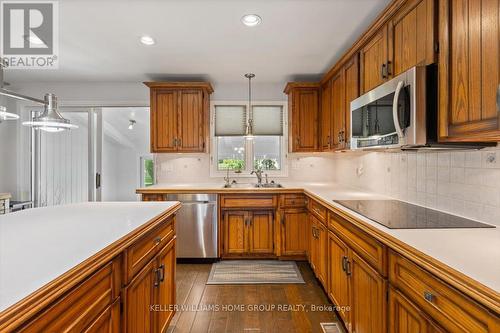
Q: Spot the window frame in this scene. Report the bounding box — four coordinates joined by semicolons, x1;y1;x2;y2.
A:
210;100;288;178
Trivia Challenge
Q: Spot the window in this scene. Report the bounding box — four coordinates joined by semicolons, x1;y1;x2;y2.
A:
211;102;287;176
140;157;155;187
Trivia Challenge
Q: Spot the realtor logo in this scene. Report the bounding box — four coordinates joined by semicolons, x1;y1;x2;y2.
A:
0;0;59;69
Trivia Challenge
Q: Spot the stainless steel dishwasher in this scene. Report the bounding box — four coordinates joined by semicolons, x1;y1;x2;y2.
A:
166;194;217;259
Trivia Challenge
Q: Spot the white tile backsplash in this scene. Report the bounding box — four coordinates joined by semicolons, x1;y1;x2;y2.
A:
332;147;500;226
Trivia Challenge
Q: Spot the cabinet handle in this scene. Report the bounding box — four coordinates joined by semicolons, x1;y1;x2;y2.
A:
296;137;301;146
158;264;165;283
173;138;177;147
345;259;352;276
154;268;160;287
342;256;348;271
154;237;162;246
381;63;387;79
386;61;392;76
177;138;182;147
423;291;435;303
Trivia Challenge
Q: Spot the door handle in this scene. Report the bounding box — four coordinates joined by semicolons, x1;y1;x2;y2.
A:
95;173;101;189
392;81;405;140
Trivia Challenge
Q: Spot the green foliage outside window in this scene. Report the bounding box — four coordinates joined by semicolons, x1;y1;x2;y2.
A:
218;159;245;172
254;158;278;170
144;159;154;187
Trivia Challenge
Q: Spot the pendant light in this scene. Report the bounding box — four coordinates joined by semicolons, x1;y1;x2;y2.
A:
244;73;255;140
0;58;77;132
22;93;78;132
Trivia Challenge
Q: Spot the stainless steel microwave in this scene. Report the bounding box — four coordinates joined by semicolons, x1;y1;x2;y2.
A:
350;66;428;150
350;65;493;150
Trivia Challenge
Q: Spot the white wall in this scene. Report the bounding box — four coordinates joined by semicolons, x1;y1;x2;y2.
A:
332;148;500;226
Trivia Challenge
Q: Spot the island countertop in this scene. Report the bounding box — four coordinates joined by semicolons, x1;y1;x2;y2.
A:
0;201;180;313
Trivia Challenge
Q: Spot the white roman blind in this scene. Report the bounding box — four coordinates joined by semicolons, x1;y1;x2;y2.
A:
214;105;247;136
252;105;283;135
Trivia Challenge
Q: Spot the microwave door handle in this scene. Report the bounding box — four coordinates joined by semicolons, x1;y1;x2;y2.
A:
392;81;405;140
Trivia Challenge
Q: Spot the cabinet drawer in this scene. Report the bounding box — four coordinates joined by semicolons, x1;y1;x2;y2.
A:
141;194;167;201
220;195;277;209
125;218;175;282
280;194;308;208
329;212;387;275
20;260;120;332
309;199;327;222
389;251;500;332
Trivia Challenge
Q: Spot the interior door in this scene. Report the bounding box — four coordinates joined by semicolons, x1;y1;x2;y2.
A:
34;109;94;207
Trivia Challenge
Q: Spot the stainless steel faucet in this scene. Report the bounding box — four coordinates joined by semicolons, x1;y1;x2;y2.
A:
224;168;231;186
251;169;263;184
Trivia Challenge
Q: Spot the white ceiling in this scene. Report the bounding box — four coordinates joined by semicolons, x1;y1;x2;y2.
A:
5;0;390;85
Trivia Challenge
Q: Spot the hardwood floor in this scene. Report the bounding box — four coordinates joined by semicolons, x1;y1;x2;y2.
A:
167;262;342;333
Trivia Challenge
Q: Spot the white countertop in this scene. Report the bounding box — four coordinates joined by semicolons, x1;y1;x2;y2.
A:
0;201;177;312
140;182;500;293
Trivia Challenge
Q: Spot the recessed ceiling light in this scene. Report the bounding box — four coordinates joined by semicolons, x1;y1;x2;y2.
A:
140;35;156;46
241;14;262;27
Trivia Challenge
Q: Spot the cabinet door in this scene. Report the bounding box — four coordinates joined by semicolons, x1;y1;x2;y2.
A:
331;71;345;150
320;80;333;150
292;89;319;151
281;209;308;256
360;25;388;93
156;239;176;333
151;90;178;152
177;90;205;152
350;251;387;333
439;0;500;141
83;300;120;333
248;211;274;254
316;221;328;288
389;288;445;333
328;232;351;330
223;211;248;255
309;216;318;271
344;54;359;148
124;259;156;333
388;0;436;76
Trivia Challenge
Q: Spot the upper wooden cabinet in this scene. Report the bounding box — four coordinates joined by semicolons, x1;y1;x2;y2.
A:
321;54;359;151
145;82;213;153
359;0;435;94
387;0;436;76
284;82;320;152
360;25;389;93
438;0;500;142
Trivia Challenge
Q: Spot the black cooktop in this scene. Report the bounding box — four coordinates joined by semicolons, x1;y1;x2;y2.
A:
334;200;495;229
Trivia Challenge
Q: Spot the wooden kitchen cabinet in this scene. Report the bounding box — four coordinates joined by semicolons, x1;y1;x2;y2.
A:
124;238;176;333
438;0;500;142
331;70;346;149
344;54;360;148
145;82;213;153
360;25;389;93
310;214;328;288
387;0;436;76
389;287;445;333
350;250;387;333
280;208;308;257
327;231;351;329
222;210;275;257
320;79;333;150
284;82;320;152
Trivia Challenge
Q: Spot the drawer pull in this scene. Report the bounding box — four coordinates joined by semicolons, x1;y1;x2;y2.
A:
345;259;352;276
423;291;435;303
158;264;165;283
154;237;162;245
342;256;348;272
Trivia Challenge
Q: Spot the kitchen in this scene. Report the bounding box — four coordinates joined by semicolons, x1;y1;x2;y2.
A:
0;0;499;332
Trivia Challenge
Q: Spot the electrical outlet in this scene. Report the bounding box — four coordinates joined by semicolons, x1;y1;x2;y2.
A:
484;152;497;167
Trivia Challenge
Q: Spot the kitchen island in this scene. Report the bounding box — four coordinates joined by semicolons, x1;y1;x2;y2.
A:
0;201;181;332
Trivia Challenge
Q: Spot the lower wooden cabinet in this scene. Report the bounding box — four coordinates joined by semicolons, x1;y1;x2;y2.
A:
327;232;351;330
124;238;176;333
222;210;274;257
310;215;328;288
280;208;308;257
389;287;445;333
